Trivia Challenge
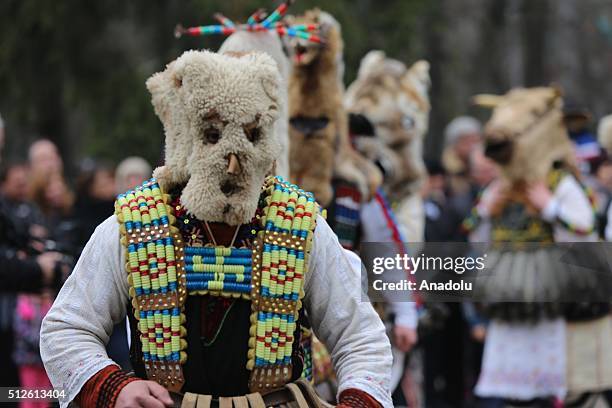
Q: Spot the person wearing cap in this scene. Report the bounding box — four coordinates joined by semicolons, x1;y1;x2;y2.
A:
441;116;483;176
563;100;601;175
0;114;63;291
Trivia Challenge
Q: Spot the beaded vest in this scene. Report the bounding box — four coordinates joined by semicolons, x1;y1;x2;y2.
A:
490;169;566;244
115;176;320;394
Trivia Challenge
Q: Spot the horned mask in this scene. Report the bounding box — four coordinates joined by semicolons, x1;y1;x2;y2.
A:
147;50;281;225
474;87;575;182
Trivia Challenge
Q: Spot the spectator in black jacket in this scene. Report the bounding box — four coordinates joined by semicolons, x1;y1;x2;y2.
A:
0;114;64;394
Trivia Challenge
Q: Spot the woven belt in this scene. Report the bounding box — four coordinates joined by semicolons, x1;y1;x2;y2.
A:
172;379;330;408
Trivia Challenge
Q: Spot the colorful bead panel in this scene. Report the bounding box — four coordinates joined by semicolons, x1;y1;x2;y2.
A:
185;246;252;296
248;176;320;393
116;178;186;392
117;175;321;395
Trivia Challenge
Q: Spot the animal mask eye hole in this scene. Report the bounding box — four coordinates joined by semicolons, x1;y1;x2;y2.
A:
389;140;406;150
244;125;262;143
402;116;415;130
204;127;221;144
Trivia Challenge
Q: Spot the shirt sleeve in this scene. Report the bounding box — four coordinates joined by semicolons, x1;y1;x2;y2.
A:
40;215;129;407
547;174;596;241
359;199;417;329
303;215;393;408
606;201;612;242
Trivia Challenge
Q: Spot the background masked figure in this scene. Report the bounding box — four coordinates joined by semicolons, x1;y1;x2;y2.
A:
345;50;431;244
287;9;382;248
286;14;419;403
467;87;612;405
345;52;431;405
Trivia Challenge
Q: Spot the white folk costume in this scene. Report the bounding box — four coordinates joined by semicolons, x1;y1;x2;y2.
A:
348;113;420;393
40;50;392;408
598;115;612;241
467;87;612;402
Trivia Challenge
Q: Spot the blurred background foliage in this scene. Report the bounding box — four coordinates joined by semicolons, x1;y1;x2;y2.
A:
1;0;611;174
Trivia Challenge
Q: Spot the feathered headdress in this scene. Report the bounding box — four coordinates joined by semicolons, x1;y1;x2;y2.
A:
174;0;323;44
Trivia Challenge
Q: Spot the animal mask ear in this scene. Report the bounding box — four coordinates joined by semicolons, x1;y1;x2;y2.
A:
246;52;282;114
473;94;502;108
402;60;431;100
170;50;217;90
310;8;322;23
404;60;431;92
549;83;564;104
146;62;177;123
317;10;338;37
357;50;386;80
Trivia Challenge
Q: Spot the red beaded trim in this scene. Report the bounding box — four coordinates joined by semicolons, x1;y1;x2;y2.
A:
338;389;382;408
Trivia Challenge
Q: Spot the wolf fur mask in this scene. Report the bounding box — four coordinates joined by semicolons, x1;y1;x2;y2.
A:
146;50;281;225
286;9;381;207
345;50;431;202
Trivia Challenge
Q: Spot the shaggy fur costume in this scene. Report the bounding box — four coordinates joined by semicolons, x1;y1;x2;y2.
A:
346;50;430;199
287;9;381;207
147;50;281;225
219;31;291;179
345;50;431;241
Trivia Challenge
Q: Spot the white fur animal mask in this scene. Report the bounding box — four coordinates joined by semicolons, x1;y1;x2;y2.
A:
146;50;281;225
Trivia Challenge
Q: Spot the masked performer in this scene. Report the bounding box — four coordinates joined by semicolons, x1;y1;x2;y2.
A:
40;49;392;408
286;9;382;250
345;51;431;243
345;51;430;405
466;87;612;404
284;12;417;402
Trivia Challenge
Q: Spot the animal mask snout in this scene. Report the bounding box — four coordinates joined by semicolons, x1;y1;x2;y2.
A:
485;139;514;165
226;153;242;175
